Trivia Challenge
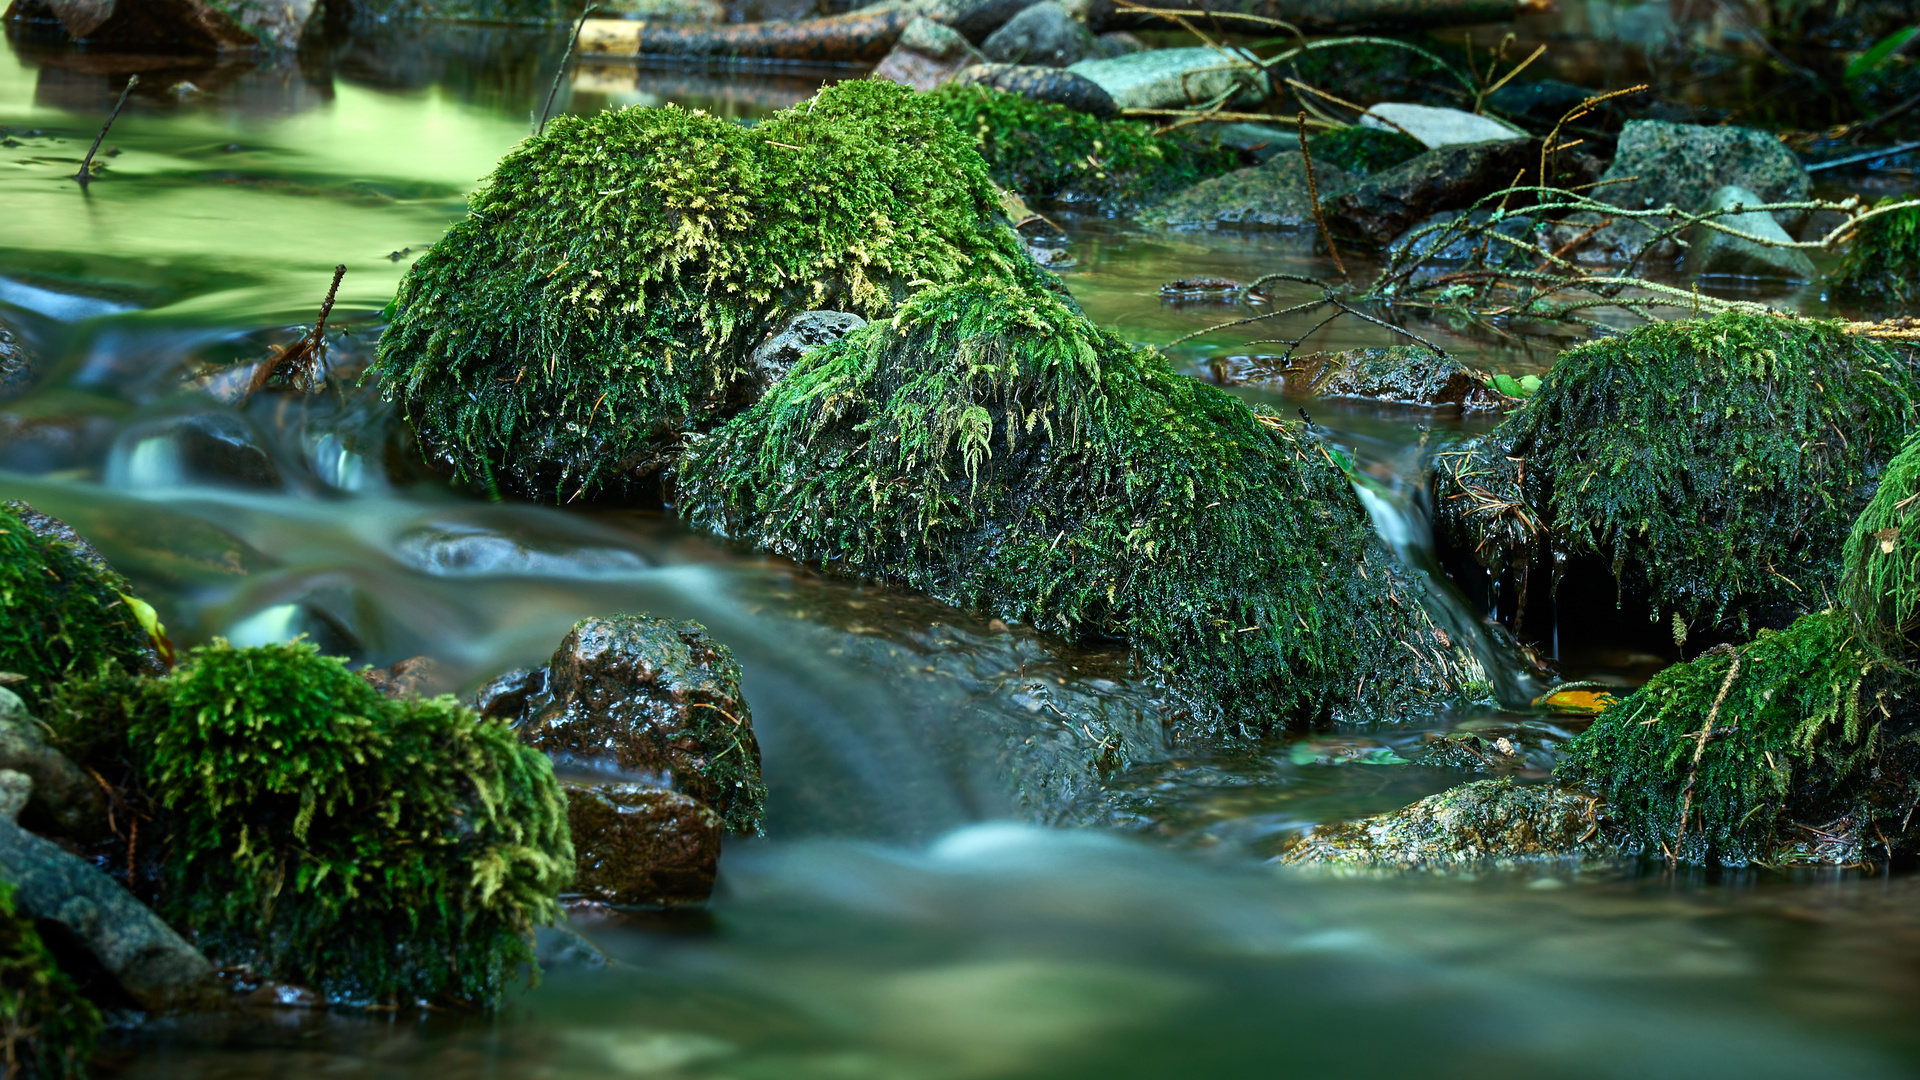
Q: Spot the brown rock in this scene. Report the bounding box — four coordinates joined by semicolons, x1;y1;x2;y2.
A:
872;15;982;91
1323;138;1542;248
564;782;722;906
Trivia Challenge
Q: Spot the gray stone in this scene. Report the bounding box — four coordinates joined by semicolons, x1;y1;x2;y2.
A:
1280;778;1619;870
1386;209;1544;285
873;18;984;91
1065;47;1267;111
1140;153;1347;231
0;771;221;1011
595;0;725;19
0;689;109;843
1598;120;1812;230
1220;345;1500;410
949;63;1117;117
1683;184;1818;280
1324;138;1543;248
981;1;1094;67
1359;102;1525;149
1092;29;1142;56
920;0;1043;42
749;311;866;394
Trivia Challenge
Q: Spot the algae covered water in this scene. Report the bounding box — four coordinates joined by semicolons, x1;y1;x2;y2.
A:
9;19;1920;1077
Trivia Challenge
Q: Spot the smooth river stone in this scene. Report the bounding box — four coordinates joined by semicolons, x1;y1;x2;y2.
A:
1065;47;1267;111
1360;102;1525;149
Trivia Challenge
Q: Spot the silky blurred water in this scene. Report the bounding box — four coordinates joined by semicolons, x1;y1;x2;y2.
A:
6;18;1920;1076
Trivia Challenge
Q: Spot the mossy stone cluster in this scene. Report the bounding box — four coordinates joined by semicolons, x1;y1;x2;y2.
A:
372;78;1053;502
1827;196;1920;310
0;502;152;711
52;641;572;1008
0;880;100;1079
926;83;1241;216
677;280;1469;737
1437;312;1918;635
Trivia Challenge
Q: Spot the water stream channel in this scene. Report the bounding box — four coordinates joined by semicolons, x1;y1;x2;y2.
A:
8;13;1920;1075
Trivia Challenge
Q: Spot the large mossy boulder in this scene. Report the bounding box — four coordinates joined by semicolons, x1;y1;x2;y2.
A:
0;502;153;711
50;641;573;1008
1436;312;1919;639
0;879;100;1080
372;79;1054;502
927;83;1241;215
676;280;1472;738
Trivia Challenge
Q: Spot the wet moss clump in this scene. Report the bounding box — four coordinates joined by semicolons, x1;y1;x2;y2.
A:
1844;427;1920;662
1827;196;1920;310
1554;610;1918;865
677;280;1467;737
1306;126;1425;177
0;503;151;710
0;881;101;1079
1437;312;1918;635
927;84;1241;216
55;642;572;1008
373;79;1052;502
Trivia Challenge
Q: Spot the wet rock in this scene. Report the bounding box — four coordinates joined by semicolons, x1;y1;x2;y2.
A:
1222;345;1499;410
1484;78;1603;129
948;62;1116;117
512;615;767;835
1683;184;1817;281
2;500;111;573
749;310;867;395
981;1;1093;67
563;782;723;905
1140;154;1346;231
0;770;221;1011
356;655;443;700
0;412;119;477
1598;120;1812;231
1385;209;1543;284
0;318;34;400
14;0;307;50
917;0;1043;42
1280;778;1618;869
1191;120;1294;162
107;410;282;491
872;15;983;90
1323;138;1540;248
1360;102;1524;149
1091;29;1140;55
0;689;110;843
1065;47;1266;110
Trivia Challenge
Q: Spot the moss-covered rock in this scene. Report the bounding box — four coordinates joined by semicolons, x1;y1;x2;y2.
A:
676;280;1471;738
0;503;153;711
1306;125;1425;176
1280;778;1618;870
372;79;1054;502
1436;312;1919;637
52;642;572;1008
1827;196;1920;310
927;83;1241;215
1554;610;1918;866
1844;427;1920;662
0;879;100;1079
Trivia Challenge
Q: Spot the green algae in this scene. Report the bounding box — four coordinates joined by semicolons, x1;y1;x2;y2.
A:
0;880;100;1080
1827;196;1920;310
675;280;1468;738
1306;126;1424;177
0;503;152;711
1554;609;1916;865
927;84;1241;216
1436;312;1919;634
372;79;1052;502
51;642;572;1009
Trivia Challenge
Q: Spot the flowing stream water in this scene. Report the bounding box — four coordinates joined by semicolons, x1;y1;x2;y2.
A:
8;16;1920;1076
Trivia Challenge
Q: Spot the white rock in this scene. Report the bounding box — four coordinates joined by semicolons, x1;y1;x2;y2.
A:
1065;47;1266;111
1359;103;1525;149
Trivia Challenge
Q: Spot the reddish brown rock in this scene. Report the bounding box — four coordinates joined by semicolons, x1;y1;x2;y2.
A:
564;782;722;906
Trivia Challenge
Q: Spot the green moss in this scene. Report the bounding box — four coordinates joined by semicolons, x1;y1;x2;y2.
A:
57;642;572;1008
1844;428;1920;662
0;881;101;1079
0;504;151;711
1555;610;1918;865
926;84;1241;216
372;78;1052;502
1437;312;1919;632
1306;126;1424;176
676;280;1468;737
1827;196;1920;310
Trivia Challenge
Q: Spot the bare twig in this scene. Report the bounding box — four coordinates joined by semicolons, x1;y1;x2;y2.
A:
537;5;596;136
1298;112;1347;280
243;265;346;404
76;74;138;187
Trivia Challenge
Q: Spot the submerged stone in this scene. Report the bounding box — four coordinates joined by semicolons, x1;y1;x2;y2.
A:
1683;184;1817;280
1221;345;1499;410
372;79;1051;502
563;782;723;906
930;83;1236;213
1280;778;1618;870
676;280;1474;739
509;615;767;836
1435;312;1918;638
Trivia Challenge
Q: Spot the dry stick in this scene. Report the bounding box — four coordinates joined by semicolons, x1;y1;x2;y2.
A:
1475;42;1545;114
1539;83;1648;188
76;74;138;187
537;5;595;136
1672;648;1742;864
1807;139;1920;173
1284;78;1418;140
243;264;347;403
1297;112;1347;280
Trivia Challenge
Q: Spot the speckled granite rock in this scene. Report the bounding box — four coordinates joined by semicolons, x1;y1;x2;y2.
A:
1280;778;1621;869
1140;154;1347;231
